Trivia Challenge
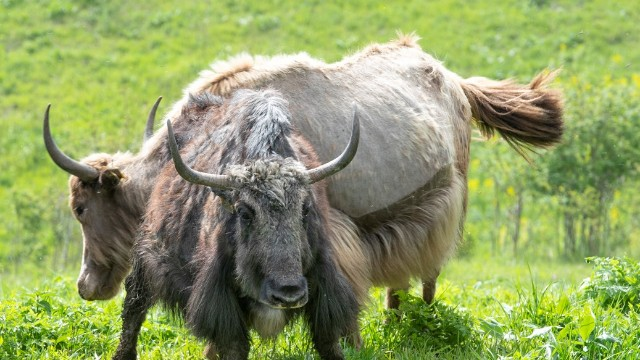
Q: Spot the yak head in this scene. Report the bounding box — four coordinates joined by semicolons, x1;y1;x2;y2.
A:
167;89;360;311
43;98;161;300
219;159;319;309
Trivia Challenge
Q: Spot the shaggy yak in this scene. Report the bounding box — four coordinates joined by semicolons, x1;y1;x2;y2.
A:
112;89;360;360
44;34;563;311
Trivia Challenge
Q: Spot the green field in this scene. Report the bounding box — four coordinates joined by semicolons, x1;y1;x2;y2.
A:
1;0;640;358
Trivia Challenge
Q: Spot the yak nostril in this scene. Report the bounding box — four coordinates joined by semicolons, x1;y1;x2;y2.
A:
264;277;308;308
272;285;305;303
78;289;88;300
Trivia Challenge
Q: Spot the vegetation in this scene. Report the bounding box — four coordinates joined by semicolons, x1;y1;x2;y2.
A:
1;0;639;359
2;258;640;359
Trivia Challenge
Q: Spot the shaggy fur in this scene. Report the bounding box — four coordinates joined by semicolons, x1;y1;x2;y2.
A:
161;32;562;308
48;34;564;334
462;70;564;157
112;90;359;360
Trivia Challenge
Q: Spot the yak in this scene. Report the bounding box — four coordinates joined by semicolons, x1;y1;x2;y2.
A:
44;34;563;310
112;89;360;360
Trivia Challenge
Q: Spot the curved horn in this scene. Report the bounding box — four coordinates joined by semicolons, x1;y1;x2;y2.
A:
143;96;162;143
307;103;361;183
167;119;235;190
43;104;100;181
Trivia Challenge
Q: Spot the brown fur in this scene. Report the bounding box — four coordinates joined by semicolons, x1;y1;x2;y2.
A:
462;70;564;157
113;90;359;359
70;152;147;300
166;33;562;309
54;34;563;318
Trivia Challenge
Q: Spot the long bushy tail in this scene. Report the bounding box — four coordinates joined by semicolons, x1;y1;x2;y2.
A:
461;70;564;156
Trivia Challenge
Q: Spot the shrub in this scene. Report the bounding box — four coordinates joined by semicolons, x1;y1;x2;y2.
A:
581;256;640;311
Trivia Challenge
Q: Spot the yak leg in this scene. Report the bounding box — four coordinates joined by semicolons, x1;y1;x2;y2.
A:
386;270;440;311
385;285;409;310
113;262;153;360
307;256;359;359
203;343;217;360
422;269;441;304
203;342;250;360
214;343;250;360
385;284;409;324
345;321;363;350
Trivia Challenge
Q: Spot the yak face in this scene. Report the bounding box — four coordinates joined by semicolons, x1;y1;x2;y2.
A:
68;154;140;300
43;100;161;301
221;159;315;309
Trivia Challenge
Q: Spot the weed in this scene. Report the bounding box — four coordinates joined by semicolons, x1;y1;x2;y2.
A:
581;256;640;312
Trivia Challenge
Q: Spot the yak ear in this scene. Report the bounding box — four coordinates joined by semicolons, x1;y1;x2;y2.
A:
97;168;124;191
186;242;248;348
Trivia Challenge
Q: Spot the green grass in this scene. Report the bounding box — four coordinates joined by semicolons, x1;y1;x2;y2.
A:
2;256;639;359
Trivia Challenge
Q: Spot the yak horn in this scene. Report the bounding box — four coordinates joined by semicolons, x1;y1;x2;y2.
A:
43;104;100;181
143;96;162;143
167;119;235;190
307;103;360;183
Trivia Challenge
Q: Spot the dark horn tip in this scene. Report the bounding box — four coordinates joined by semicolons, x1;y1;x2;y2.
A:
143;96;163;143
43;102;100;181
166;118;234;189
166;119;180;158
306;103;360;183
166;119;173;134
44;104;51;118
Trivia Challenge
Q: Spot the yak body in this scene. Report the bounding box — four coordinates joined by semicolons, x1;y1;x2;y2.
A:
113;90;359;359
45;34;563;308
153;33;562;304
166;34;468;219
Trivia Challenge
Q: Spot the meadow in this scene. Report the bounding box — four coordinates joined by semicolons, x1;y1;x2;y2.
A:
1;0;639;358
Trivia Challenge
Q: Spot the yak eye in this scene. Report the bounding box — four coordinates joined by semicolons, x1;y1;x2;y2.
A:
74;206;85;217
236;204;254;224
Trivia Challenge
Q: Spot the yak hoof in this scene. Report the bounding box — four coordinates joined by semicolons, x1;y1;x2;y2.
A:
346;331;363;350
112;347;136;360
204;343;218;360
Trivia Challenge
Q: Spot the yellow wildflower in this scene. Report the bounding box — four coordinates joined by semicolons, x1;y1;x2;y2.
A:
611;54;623;64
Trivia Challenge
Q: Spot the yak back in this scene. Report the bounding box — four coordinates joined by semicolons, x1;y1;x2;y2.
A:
169;34;471;224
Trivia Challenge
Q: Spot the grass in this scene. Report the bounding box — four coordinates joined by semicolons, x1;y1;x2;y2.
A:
2;256;638;359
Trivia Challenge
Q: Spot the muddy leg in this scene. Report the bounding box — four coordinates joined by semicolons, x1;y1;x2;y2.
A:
112;261;153;360
217;343;250;360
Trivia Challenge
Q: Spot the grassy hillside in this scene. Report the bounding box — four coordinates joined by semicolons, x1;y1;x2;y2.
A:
1;0;640;358
2;0;639;275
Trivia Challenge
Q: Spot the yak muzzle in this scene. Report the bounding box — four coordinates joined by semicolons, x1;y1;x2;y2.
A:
260;276;308;309
76;263;123;301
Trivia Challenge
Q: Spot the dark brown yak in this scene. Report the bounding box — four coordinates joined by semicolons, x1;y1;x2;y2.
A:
113;89;360;360
44;34;563;309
